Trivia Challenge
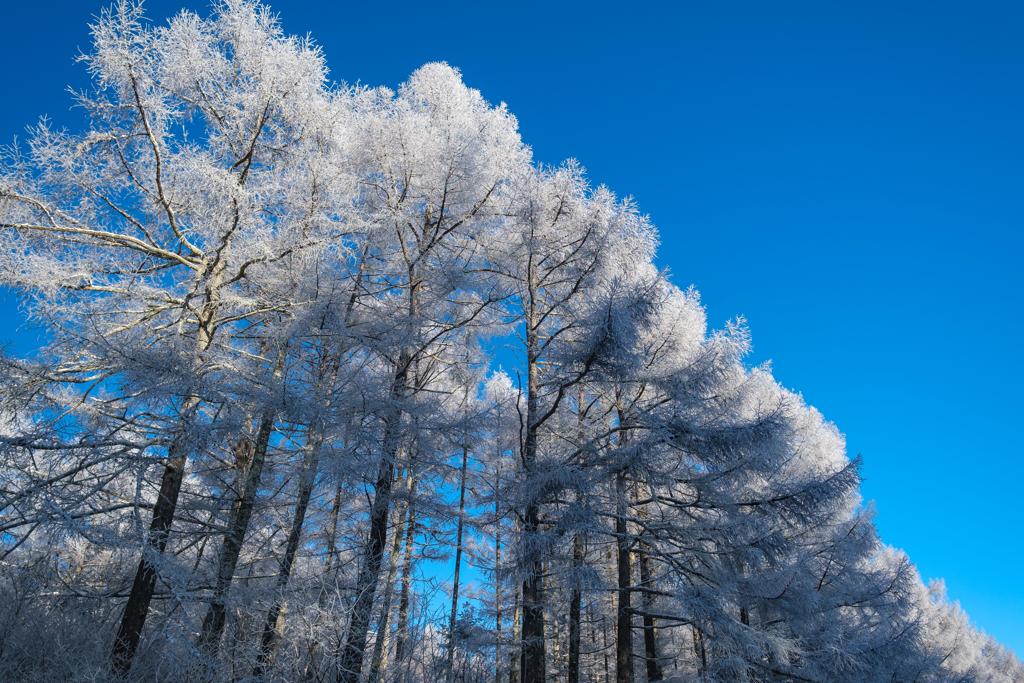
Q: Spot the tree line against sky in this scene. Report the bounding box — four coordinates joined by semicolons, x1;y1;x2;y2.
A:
0;2;1020;682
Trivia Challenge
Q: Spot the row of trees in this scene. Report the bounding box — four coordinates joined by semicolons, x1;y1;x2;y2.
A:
0;2;1019;682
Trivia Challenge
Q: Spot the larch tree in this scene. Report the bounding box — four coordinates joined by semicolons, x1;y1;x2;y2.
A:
484;161;661;683
333;61;529;683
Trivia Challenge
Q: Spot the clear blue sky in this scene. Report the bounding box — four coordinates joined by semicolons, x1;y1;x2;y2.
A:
2;0;1021;654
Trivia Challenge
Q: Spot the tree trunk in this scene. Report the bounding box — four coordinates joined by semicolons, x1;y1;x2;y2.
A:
510;585;522;683
394;484;417;681
637;547;663;681
303;447;346;682
368;465;413;683
615;471;632;683
520;504;545;683
736;557;750;627
633;481;662;683
520;275;546;683
692;626;707;676
568;387;585;683
495;466;503;683
603;589;612;683
568;534;582;683
550;580;562;675
335;422;400;683
337;253;419;683
447;438;470;681
587;602;599;683
325;437;346;575
323;479;343;569
252;434;322;676
197;408;276;654
110;430;192;676
300;260;371;682
323;251;367;581
108;185;230;679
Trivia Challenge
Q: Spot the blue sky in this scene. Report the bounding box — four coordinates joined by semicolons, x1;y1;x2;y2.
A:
2;0;1022;653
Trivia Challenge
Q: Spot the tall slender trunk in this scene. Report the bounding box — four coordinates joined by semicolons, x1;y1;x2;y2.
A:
603;589;612;683
568;534;583;683
736;557;750;627
325;420;352;578
325;481;343;574
692;627;707;676
252;434;322;676
510;585;522;683
568;386;585;683
394;483;417;679
447;435;471;681
111;298;219;675
615;471;632;683
300;248;374;683
303;469;344;682
395;425;421;683
587;601;598;682
520;473;545;683
335;414;401;683
368;464;413;683
110;428;192;675
197;408;276;653
549;574;562;674
337;254;420;683
520;269;546;683
637;546;662;681
495;466;503;683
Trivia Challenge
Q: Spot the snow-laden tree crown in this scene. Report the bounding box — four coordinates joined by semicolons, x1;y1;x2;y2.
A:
0;2;1019;683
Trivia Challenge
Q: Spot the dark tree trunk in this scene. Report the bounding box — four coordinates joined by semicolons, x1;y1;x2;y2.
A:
638;547;663;681
338;256;419;683
394;483;417;677
568;387;585;683
197;409;276;654
447;438;470;681
568;534;583;683
368;464;413;683
325;482;344;573
693;627;707;676
603;590;612;683
252;436;321;676
302;462;344;682
110;436;190;676
495;466;503;683
520;277;546;683
509;585;522;683
335;422;400;683
519;501;546;683
615;471;632;683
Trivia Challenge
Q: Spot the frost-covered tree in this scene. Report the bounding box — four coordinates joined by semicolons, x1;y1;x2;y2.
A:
481;161;660;683
332;60;529;683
